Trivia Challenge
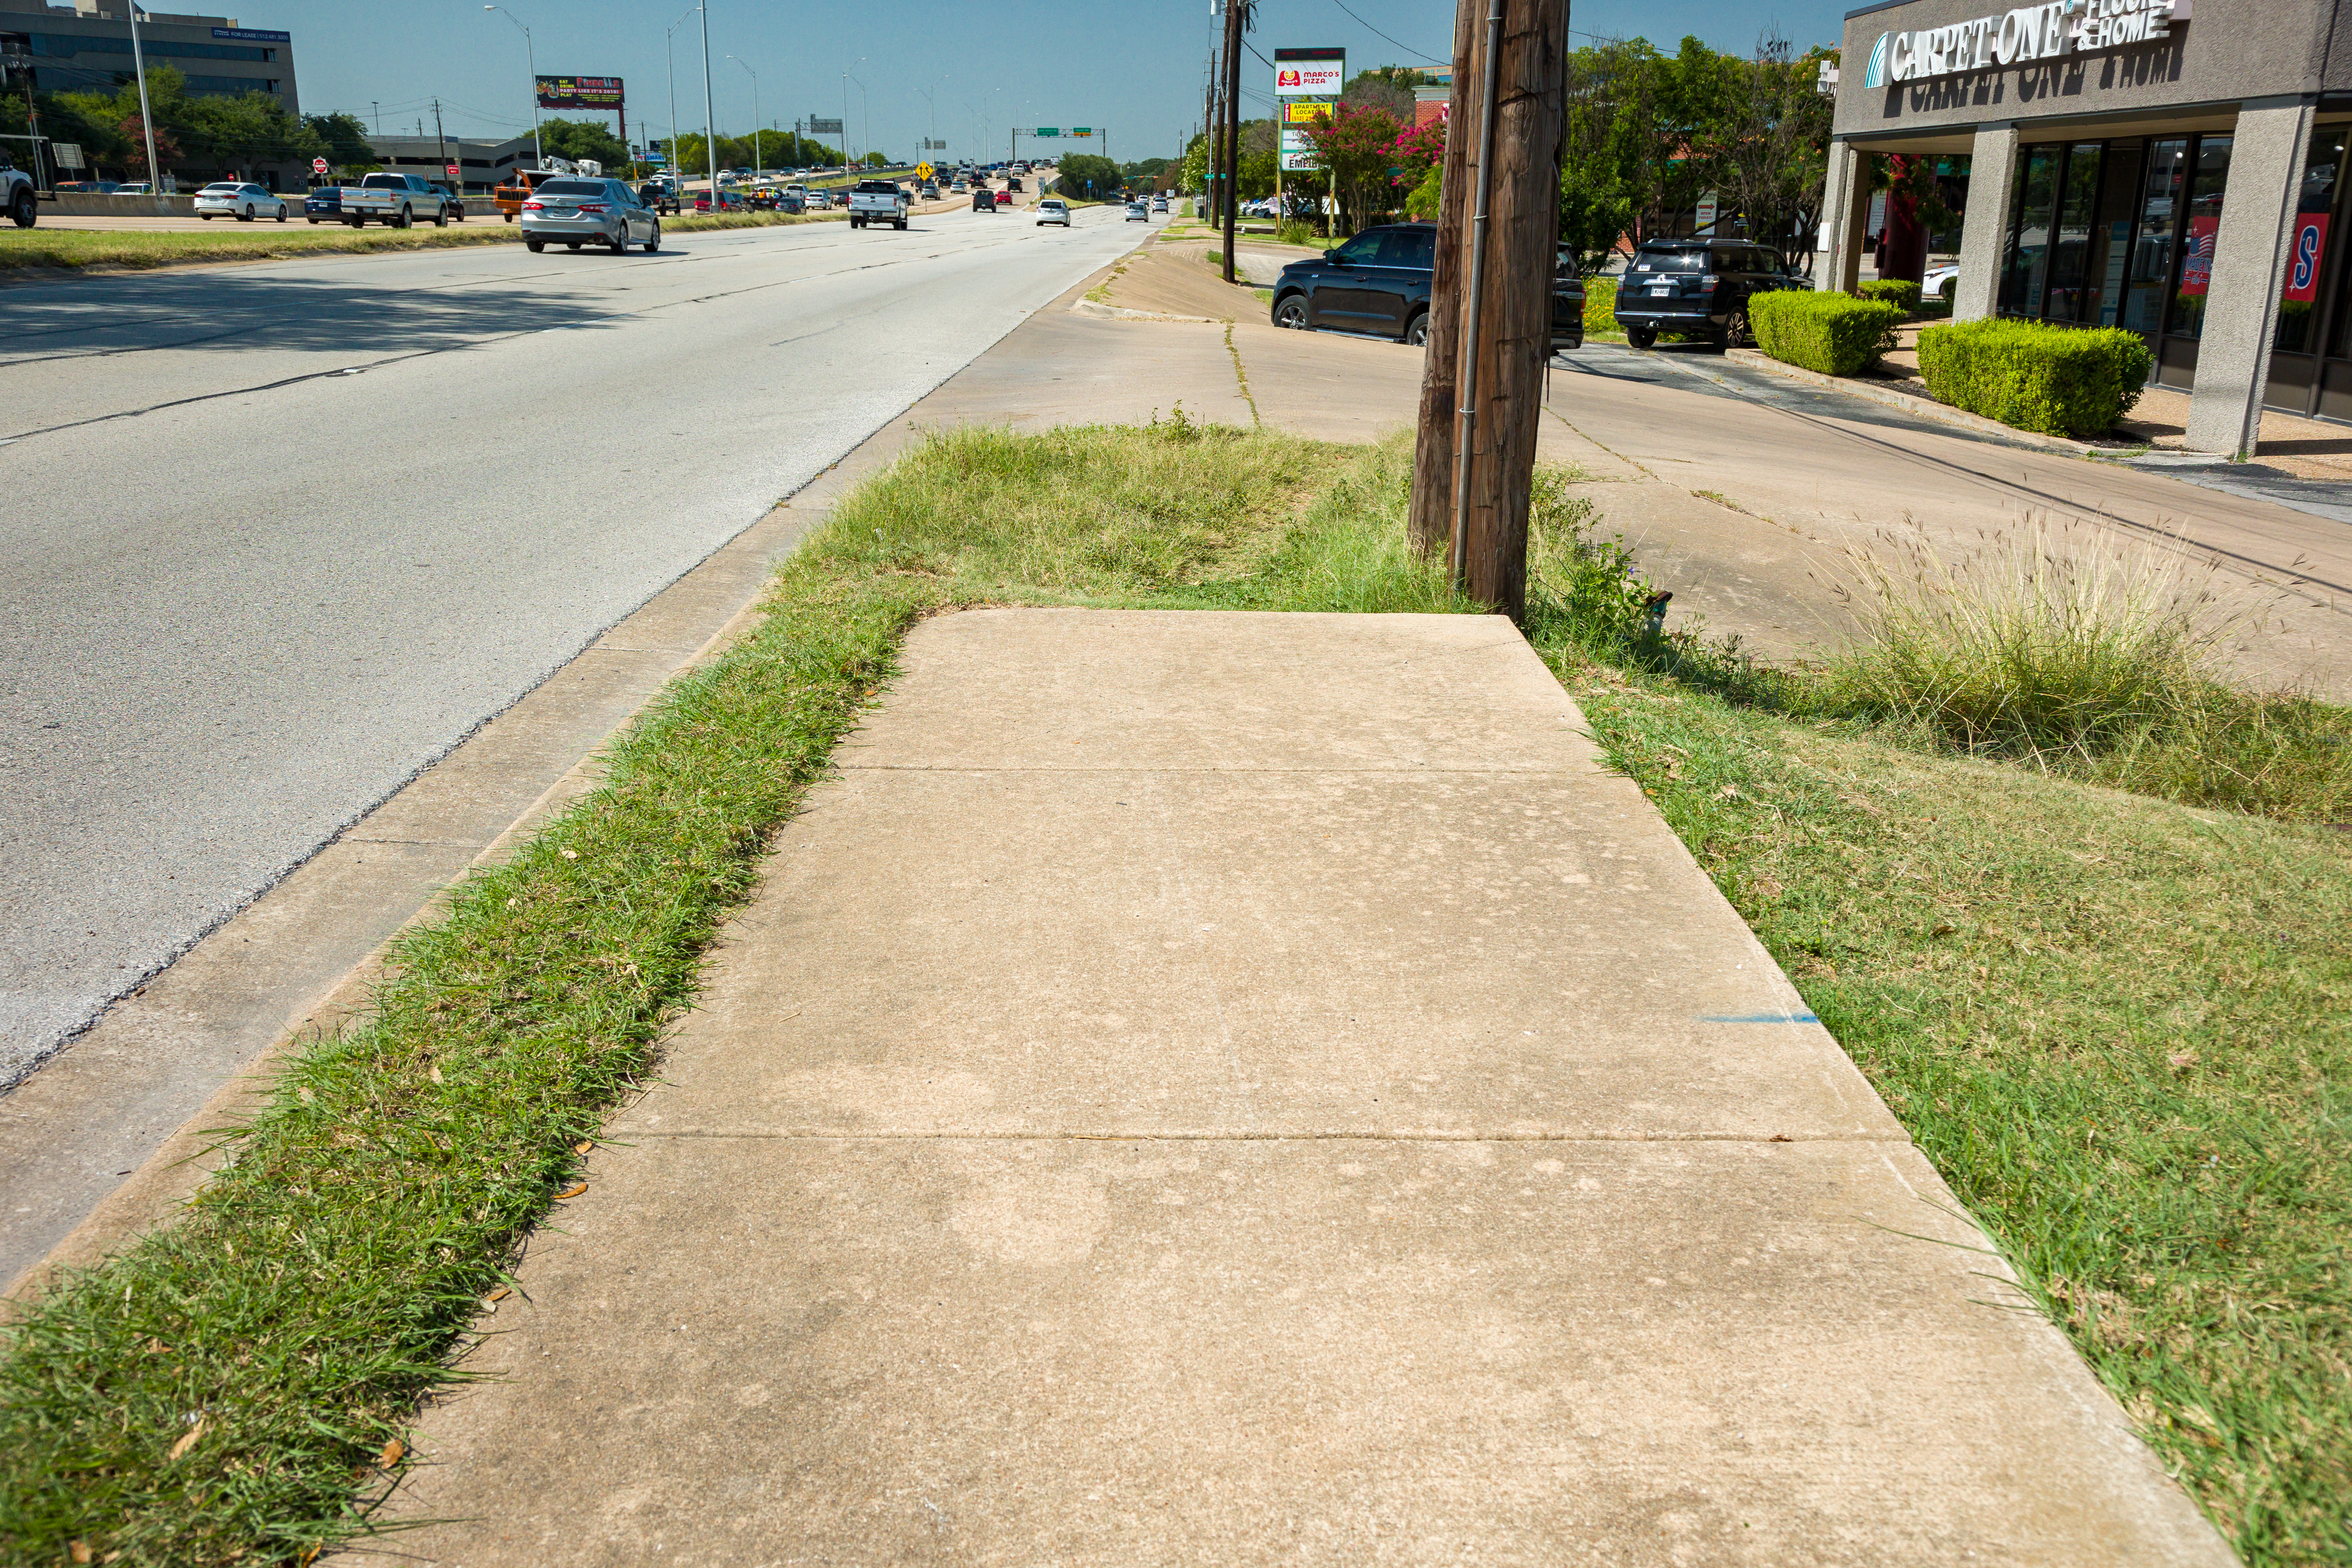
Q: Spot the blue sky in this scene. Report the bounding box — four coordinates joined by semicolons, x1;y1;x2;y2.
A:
281;0;1848;163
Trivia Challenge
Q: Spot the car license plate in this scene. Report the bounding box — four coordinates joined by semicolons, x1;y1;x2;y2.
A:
1648;285;1672;296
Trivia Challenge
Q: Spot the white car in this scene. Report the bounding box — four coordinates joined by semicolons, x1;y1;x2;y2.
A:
194;181;288;222
1922;262;1960;302
1036;197;1069;227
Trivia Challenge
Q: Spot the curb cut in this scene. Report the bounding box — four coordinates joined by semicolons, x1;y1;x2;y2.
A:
1069;297;1222;324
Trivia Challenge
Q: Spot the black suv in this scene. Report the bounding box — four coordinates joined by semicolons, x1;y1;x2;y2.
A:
1270;223;1586;350
1612;239;1808;349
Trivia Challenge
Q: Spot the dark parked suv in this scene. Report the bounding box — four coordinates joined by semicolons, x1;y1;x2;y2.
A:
1612;238;1808;349
1269;223;1586;350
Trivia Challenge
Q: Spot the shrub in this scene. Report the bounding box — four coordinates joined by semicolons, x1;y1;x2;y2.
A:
1749;290;1904;376
1583;276;1617;339
1914;318;2153;436
1856;277;1922;312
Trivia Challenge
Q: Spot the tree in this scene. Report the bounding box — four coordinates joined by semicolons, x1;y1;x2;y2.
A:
1297;101;1401;233
1692;33;1836;270
1341;66;1429;122
861;149;888;167
117;116;183;181
1053;152;1121;199
304;111;374;170
1393;114;1444;222
536;116;628;168
187;90;320;177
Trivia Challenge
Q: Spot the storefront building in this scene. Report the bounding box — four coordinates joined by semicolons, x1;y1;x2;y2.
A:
1822;0;2352;453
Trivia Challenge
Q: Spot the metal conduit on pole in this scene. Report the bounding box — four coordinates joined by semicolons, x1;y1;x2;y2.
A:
1448;0;1506;590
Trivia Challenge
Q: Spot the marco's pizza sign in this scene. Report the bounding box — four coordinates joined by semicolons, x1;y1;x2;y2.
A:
1274;47;1345;98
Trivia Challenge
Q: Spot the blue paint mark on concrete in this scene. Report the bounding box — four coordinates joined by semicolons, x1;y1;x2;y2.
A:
1701;1012;1821;1024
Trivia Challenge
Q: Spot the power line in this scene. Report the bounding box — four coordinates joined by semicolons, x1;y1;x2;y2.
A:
1325;0;1446;64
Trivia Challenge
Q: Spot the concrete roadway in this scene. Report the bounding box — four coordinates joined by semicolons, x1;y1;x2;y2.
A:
0;199;1148;1085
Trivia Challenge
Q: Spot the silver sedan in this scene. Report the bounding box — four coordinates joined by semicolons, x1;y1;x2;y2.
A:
520;177;661;255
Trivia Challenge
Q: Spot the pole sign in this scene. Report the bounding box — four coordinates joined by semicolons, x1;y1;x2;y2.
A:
1274;46;1344;97
1861;0;2180;86
53;142;86;170
1277;51;1340;168
312;156;328;175
446;163;461;179
536;75;624;110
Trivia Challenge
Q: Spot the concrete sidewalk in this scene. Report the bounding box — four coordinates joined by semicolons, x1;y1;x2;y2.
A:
370;610;2231;1566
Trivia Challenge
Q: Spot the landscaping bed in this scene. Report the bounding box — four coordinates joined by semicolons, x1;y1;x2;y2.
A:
2;423;2343;1565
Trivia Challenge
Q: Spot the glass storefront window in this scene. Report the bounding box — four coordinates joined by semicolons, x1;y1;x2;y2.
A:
2282;129;2347;354
2168;135;2232;339
2044;143;2105;323
2122;139;2187;337
2086;142;2143;328
2001;145;2061;317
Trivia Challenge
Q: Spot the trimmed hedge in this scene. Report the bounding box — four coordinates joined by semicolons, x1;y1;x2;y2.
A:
1749;291;1905;376
1914;318;2154;436
1856;278;1922;312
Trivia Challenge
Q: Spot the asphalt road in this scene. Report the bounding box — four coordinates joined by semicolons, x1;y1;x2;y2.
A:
0;200;1147;1084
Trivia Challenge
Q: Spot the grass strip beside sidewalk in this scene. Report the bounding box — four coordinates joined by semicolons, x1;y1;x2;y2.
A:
1;423;2345;1564
0;209;839;272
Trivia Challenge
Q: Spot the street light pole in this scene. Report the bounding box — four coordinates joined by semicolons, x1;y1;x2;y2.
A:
727;56;759;172
484;6;541;168
698;0;717;200
840;58;863;167
665;6;694;187
124;1;161;193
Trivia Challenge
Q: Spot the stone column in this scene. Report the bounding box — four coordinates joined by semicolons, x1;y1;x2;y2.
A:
1952;125;2017;322
2185;97;2314;456
1814;140;1872;294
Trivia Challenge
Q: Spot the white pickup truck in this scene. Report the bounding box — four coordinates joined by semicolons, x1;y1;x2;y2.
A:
301;172;462;228
847;178;909;231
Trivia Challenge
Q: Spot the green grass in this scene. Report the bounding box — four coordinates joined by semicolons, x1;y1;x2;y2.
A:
2;422;2345;1564
0;209;841;272
0;224;524;270
1557;665;2352;1564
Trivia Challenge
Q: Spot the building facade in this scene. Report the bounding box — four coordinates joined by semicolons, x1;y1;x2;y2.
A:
1821;0;2352;453
0;0;294;111
361;134;538;195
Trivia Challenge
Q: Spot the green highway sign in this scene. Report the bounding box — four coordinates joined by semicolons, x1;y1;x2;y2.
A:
1072;127;1093;136
1034;127;1060;136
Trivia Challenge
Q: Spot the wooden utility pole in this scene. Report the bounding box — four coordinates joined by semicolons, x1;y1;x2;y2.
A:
1224;3;1252;276
1203;48;1219;226
1408;0;1488;557
1207;43;1223;231
1411;0;1568;619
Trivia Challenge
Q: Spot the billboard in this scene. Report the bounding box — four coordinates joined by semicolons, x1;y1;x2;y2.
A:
1274;46;1344;98
536;75;624;110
